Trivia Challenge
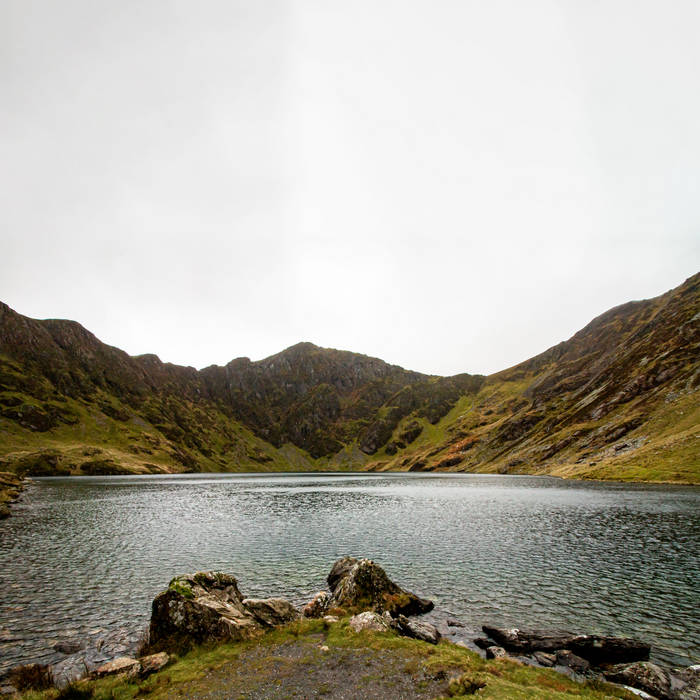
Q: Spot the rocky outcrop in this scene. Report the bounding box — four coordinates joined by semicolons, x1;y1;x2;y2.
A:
604;662;700;700
326;557;433;616
481;626;650;665
148;572;299;652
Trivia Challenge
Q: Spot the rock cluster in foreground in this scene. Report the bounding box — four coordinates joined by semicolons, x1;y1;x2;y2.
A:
147;557;435;654
3;558;699;700
478;626;700;700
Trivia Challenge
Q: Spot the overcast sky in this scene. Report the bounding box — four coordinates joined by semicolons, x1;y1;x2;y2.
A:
1;1;698;376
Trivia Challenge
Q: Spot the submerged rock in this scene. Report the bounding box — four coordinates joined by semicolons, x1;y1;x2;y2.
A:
327;557;433;616
481;626;650;666
149;571;298;652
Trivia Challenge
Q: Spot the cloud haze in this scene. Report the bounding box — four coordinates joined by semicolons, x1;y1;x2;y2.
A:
1;0;698;376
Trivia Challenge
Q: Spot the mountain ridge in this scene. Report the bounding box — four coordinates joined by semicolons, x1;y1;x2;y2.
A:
0;273;698;482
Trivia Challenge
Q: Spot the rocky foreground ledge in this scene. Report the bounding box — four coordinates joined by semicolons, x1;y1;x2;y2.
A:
2;558;698;699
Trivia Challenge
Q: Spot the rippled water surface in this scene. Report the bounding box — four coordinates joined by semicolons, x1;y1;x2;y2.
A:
1;473;699;671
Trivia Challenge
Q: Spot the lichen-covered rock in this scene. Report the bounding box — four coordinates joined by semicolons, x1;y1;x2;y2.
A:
349;611;392;633
138;652;169;677
327;557;433;616
395;615;441;644
148;572;301;653
94;657;140;678
604;662;673;699
302;591;330;618
242;598;300;628
149;572;263;651
486;646;507;659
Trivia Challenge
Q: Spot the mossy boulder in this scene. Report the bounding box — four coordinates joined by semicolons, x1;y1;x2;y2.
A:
327;557;433;616
148;572;299;653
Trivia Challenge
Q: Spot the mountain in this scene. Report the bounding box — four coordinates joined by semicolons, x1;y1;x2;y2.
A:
0;273;697;482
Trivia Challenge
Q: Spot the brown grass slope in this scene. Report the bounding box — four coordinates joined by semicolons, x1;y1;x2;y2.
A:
368;272;699;482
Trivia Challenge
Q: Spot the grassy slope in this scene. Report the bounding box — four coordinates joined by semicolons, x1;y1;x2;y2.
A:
0;353;325;476
365;275;700;483
19;619;637;700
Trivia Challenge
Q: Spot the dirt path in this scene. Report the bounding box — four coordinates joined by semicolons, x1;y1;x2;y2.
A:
168;631;448;700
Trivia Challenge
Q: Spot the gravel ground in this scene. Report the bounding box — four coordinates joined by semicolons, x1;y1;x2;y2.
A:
171;633;450;700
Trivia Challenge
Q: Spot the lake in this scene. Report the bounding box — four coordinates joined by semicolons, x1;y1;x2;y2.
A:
0;472;698;673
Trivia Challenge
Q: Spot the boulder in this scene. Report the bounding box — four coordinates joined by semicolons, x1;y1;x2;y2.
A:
533;651;557;667
555;649;591;674
94;657;140;678
149;572;271;651
349;611;392;633
474;637;495;650
302;591;331;618
395;615;441;644
604;662;673;699
138;652;169;677
327;557;433;616
481;626;650;666
242;598;300;628
486;646;507;659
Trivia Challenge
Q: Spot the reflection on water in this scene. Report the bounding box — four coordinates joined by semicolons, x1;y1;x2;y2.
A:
0;473;698;671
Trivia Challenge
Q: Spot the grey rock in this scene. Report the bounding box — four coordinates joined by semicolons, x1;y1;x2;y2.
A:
395;615;441;644
555;649;591;674
482;625;650;665
242;598;300;628
95;657;140;678
533;651;557;667
148;572;263;651
349;611;392;633
486;646;507;659
604;662;673;699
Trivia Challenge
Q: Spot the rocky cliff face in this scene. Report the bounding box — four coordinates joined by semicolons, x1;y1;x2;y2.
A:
0;303;483;473
0;272;697;482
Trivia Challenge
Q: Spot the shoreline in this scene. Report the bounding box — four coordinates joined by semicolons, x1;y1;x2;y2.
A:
0;472;26;519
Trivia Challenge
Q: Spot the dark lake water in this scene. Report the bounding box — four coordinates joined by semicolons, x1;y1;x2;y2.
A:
1;473;698;672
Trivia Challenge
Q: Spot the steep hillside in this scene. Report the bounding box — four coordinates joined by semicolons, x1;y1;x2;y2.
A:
0;303;482;476
0;273;697;482
367;272;700;482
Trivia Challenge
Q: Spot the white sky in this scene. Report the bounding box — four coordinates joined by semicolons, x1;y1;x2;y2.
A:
1;0;698;376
